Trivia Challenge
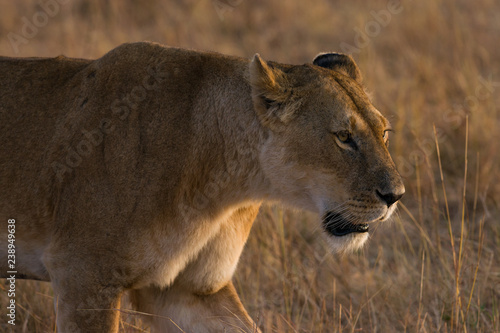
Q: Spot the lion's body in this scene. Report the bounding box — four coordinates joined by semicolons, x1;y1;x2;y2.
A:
0;42;404;332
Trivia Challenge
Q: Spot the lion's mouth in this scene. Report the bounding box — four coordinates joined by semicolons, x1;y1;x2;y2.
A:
322;212;369;237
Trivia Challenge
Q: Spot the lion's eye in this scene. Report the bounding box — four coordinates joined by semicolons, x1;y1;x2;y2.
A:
383;130;390;147
336;130;352;143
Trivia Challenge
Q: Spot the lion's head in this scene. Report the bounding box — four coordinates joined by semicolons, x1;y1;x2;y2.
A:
250;52;405;252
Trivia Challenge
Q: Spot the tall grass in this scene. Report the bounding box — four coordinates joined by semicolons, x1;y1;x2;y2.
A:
1;0;499;332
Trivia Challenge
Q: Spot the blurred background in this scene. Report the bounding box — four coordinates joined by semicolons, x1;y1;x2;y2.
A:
0;0;499;332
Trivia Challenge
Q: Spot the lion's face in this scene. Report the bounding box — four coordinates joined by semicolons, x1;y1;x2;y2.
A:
250;53;405;252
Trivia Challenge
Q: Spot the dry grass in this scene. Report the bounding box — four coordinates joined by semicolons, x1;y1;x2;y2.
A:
1;0;499;332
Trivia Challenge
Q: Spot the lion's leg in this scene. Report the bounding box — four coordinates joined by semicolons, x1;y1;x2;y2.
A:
44;248;124;333
50;278;123;333
130;281;260;333
129;205;261;332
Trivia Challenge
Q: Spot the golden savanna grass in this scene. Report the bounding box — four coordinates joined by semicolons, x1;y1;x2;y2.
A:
1;0;499;332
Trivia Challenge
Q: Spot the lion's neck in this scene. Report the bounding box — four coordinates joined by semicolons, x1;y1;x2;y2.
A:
179;88;270;220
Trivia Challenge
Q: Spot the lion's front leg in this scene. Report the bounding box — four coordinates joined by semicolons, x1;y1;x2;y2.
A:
50;278;123;333
130;205;261;332
44;248;125;333
130;281;260;333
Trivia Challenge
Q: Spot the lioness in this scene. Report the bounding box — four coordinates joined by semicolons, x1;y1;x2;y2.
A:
0;42;404;332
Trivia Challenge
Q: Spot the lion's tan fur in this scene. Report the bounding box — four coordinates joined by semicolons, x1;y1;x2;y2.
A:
0;42;403;332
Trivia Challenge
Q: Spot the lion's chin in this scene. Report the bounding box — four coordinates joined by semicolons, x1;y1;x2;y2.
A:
325;232;369;254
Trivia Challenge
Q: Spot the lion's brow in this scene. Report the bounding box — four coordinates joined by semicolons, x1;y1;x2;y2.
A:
330;75;371;116
383;117;392;130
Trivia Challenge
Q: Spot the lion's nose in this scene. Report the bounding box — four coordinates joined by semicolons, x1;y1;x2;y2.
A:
376;188;404;207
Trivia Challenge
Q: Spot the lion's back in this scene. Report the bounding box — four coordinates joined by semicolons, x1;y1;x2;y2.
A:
0;42;251;234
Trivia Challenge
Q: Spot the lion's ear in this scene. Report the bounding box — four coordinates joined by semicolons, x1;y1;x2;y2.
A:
313;53;362;83
249;54;299;130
